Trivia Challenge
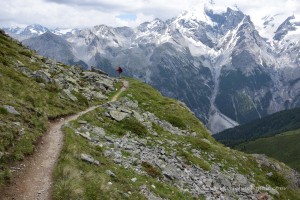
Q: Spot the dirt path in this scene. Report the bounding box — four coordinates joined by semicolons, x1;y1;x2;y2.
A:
1;80;128;200
112;79;128;102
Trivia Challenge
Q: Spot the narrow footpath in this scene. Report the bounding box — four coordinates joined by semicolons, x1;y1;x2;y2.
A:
1;80;128;200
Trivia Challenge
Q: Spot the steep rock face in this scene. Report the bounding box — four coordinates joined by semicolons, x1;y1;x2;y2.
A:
215;16;275;124
22;32;88;69
4;7;300;133
148;43;213;121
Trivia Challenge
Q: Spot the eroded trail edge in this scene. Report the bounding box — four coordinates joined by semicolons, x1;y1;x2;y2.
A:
1;80;128;200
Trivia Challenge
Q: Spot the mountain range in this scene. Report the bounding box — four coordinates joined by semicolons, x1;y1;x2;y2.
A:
1;29;300;198
3;5;300;133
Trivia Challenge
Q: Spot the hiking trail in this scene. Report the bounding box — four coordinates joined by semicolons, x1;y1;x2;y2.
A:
1;80;129;200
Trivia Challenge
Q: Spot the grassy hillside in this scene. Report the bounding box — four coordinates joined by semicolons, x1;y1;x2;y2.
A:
236;129;300;172
0;30;117;186
53;78;300;200
213;107;300;147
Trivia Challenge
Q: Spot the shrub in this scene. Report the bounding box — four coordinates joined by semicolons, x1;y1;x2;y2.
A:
120;118;148;136
0;107;8;115
165;115;186;129
141;161;162;178
73;92;89;106
268;171;288;187
19;50;32;58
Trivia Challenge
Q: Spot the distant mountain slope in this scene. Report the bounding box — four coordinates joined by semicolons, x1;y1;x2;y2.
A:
213;107;300;147
22;31;88;69
235;129;300;172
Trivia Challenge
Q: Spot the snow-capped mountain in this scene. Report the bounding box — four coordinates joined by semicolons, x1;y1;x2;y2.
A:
3;24;49;40
4;5;300;134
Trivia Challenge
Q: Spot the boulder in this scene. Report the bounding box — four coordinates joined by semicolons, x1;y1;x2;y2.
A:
133;111;144;122
105;170;116;177
80;153;100;165
78;132;92;141
61;89;78;101
95;80;114;91
65;76;78;85
92;127;106;137
32;70;53;83
109;110;128;121
91;91;108;100
2;105;20;115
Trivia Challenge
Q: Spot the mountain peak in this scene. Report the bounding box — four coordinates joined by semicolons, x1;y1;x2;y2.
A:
274;14;300;41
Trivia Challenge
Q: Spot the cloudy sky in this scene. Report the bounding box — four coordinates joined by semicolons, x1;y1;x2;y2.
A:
1;0;299;29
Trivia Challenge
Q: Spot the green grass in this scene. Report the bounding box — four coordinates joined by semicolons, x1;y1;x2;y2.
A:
120;118;148;136
236;129;300;172
120;78;211;140
178;150;211;171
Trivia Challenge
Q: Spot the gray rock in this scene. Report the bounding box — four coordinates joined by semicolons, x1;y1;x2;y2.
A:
131;177;137;182
61;89;78;101
162;165;179;180
18;67;33;76
13;122;21;126
105;170;116;177
0;151;4;159
252;154;282;171
109;110;128;121
133;111;144;122
96;115;104;122
234;174;248;186
32;70;53;83
80;153;100;165
266;172;273;177
2;105;20;115
104;136;114;143
92;127;106;137
78;120;87;124
91;91;108;100
119;107;132;114
94;79;114;91
78;131;92;141
268;187;279;196
217;173;232;188
65;76;78;85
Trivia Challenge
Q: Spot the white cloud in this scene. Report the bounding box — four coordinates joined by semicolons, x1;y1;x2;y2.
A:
0;0;299;29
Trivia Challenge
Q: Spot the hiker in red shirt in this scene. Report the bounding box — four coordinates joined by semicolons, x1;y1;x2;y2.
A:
117;66;123;78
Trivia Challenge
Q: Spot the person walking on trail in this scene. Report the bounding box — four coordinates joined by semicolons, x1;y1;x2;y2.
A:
117;66;123;78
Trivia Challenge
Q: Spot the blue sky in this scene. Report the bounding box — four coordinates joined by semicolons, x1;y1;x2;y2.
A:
1;0;299;29
117;13;137;21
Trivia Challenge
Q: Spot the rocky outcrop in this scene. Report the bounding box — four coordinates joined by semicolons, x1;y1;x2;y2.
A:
252;154;300;189
14;58;117;102
80;153;100;166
